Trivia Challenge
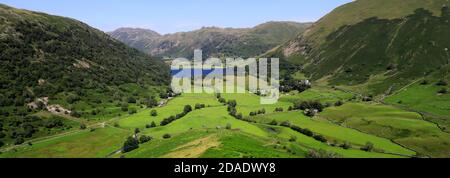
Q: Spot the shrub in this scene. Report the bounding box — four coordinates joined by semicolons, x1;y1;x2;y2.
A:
128;108;137;115
420;80;429;85
361;142;374;152
306;149;341;158
139;135;152;144
436;80;448;86
280;121;291;127
294;100;324;112
163;134;172;139
80;123;87;130
195;103;206;110
122;136;139;153
127;97;137;103
438;88;448;94
341;141;352;150
150;109;158;116
183;105;192;113
269;120;278;125
334;100;344;107
146;121;157;128
134;128;140;134
15;137;24;145
227;100;237;108
274;107;284;112
70;111;82;118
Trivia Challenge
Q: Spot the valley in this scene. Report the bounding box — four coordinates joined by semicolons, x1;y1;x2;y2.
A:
0;0;449;158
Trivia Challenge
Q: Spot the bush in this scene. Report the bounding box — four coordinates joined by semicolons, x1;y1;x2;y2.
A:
134;128;140;134
163;134;172;139
293;100;324;112
183;105;192;114
289;136;297;142
122;136;139;153
436;80;448;86
146;121;157;128
280;121;291;127
150;109;158;116
274;107;284;112
15;137;25;145
341;141;352;150
361;142;374;152
334;100;344;107
313;135;327;143
80;123;87;130
195;103;206;110
0;132;5;139
306;149;341;158
139;135;152;144
438;88;448;94
70;111;82;118
420;80;429;85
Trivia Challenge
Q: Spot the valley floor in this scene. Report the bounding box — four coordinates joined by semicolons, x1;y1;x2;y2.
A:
2;86;449;158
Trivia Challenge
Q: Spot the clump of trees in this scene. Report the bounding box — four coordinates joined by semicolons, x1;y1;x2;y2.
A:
438;88;448;94
122;136;139;153
160;105;192;126
274;107;284;112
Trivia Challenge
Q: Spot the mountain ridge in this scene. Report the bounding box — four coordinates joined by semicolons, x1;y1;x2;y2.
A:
108;21;312;58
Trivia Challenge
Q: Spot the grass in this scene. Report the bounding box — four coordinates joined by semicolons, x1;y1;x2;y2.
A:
321;102;450;157
117;93;221;129
0;127;130;158
251;111;415;156
385;83;450;117
221;93;292;116
141;106;268;138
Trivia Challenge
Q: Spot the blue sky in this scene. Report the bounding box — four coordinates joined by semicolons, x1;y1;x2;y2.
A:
0;0;353;34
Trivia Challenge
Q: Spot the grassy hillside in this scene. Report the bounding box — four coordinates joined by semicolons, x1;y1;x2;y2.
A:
0;4;170;147
109;21;312;59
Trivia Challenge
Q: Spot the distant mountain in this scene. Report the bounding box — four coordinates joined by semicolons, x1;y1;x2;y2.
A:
108;21;312;59
0;4;170;106
267;0;450;95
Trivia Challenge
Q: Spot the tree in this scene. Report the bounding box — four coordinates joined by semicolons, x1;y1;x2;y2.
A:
139;135;152;144
341;141;352;150
127;97;137;103
150;109;158;116
150;121;156;128
361;142;374;152
269;120;278;125
128;108;137;115
123;136;139;153
163;134;171;139
436;80;448;86
438;88;448;94
134;128;140;134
